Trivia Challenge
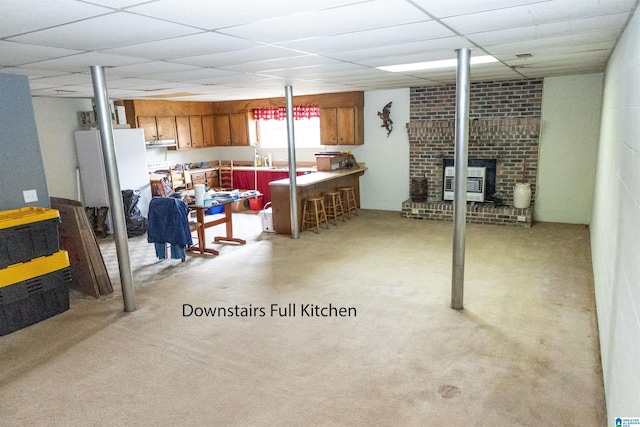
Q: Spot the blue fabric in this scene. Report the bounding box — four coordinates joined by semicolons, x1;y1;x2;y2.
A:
154;242;167;259
147;197;193;248
170;244;186;260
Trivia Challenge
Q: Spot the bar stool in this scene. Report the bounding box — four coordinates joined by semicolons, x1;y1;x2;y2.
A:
324;191;346;225
338;187;358;219
301;196;329;233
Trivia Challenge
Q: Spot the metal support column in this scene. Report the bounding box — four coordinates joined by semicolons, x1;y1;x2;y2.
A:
285;85;299;239
90;66;137;312
451;48;471;310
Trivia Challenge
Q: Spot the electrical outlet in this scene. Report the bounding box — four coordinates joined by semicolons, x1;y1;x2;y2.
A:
411;208;419;214
517;215;526;222
23;189;38;203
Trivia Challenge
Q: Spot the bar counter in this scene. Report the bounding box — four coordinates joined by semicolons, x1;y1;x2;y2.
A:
269;166;367;235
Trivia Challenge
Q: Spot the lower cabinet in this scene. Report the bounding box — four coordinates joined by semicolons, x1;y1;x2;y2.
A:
189;170;219;189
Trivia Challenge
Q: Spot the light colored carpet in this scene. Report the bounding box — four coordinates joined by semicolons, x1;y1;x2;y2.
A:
0;210;605;426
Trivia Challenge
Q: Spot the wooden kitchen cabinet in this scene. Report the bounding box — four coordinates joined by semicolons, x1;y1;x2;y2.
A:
201;115;214;147
213;113;249;146
229;113;249;146
319;107;363;145
137;116;176;143
213;114;231;146
189;116;204;148
175;116;192;149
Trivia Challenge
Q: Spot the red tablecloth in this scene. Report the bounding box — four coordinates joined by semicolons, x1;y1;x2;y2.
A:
233;170;304;209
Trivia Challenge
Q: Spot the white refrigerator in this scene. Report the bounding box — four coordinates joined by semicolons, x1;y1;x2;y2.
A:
75;129;152;230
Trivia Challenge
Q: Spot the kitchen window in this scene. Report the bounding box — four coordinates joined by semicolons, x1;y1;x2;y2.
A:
256;117;321;149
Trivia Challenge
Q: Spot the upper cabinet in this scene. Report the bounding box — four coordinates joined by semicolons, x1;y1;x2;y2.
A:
201;115;214;147
175;116;192;149
137;116;176;143
320;106;363;145
189;115;205;148
121;92;363;149
213;113;249;146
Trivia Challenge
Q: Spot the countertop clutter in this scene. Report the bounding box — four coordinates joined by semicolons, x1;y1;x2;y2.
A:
148;153;364;213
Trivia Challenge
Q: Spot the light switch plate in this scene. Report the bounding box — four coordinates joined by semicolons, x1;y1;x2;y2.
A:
23;189;38;203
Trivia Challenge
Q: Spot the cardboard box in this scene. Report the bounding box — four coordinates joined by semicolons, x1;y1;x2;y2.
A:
316;153;348;171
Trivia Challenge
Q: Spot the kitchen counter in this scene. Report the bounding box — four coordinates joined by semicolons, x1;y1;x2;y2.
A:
269;166;366;187
233;166;316;173
269;166;367;235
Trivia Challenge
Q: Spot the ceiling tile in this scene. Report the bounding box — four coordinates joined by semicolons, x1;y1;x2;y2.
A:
0;0;635;100
217;0;431;43
0;0;112;38
7;11;200;50
106;61;200;78
99;32;263;60
442;0;637;34
327;36;472;62
217;55;341;74
410;0;547;18
150;67;239;82
276;20;455;54
22;52;149;72
126;0;361;30
468;13;630;45
485;31;619;56
170;45;303;68
0;41;82;67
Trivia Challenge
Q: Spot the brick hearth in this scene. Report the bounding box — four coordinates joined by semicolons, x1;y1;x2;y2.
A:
402;79;542;227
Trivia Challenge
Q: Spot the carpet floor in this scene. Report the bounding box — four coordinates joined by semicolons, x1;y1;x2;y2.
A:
0;210;606;426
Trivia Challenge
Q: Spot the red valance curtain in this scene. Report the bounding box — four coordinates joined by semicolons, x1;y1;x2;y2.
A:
252;104;319;121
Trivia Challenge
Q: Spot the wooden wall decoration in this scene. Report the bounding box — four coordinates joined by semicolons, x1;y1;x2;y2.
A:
377;102;393;137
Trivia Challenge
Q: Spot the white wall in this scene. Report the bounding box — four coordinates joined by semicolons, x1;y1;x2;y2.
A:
353;89;410;211
32;97;93;200
590;8;640;425
536;74;603;224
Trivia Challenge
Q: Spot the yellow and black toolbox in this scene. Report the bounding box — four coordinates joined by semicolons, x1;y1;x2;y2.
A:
0;207;71;336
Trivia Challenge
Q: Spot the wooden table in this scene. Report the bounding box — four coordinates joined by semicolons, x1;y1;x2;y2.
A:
269;166;367;235
186;199;247;256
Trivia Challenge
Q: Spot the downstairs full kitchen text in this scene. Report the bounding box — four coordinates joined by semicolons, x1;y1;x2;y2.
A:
183;303;356;318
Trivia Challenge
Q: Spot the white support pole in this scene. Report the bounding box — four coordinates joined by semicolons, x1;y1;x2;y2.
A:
90;66;137;312
285;85;299;239
451;48;471;310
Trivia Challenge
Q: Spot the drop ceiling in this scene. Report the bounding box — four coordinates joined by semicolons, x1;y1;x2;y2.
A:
0;0;637;101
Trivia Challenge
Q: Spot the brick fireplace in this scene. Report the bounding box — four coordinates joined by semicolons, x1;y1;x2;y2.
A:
402;79;542;227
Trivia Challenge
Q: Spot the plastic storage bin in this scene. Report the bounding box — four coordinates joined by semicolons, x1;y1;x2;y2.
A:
205;205;224;215
0;207;60;269
0;250;71;336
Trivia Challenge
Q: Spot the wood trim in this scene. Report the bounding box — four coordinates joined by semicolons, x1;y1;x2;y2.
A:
211;91;364;114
